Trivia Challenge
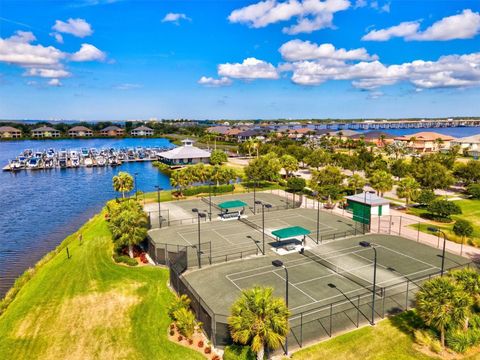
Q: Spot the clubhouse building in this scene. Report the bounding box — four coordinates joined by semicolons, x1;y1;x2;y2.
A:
157;139;211;166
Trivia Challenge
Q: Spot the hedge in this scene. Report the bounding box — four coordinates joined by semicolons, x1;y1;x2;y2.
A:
113;254;138;266
223;345;256;360
183;184;234;196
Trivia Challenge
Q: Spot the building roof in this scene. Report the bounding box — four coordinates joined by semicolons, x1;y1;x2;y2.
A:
350;131;394;140
32;126;57;132
272;226;311;239
158;141;211;160
101;125;123;131
287;127;313;134
331;130;360;137
206;126;231;135
132;125;153;131
218;200;248;209
395;132;454;141
225;128;243;136
451;134;480;143
69;126;92;132
237;129;264;137
346;192;390;206
0;126;21;132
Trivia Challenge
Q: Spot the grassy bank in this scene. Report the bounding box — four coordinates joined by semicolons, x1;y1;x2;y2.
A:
0;211;203;360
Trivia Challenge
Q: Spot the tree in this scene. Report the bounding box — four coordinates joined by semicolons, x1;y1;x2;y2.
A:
310;165;345;188
396;176;420;205
448;268;480;309
369;170;393;196
348;174;366;194
305;148;330;170
112;172;134;198
410;158;455;190
416;277;472;348
453;219;473;254
108;201;148;258
280;154;299;178
244;152;282;183
210;149;228;165
467;184;480;199
416;189;436;206
390;159;409;180
287;177;306;192
427;200;462;219
454;161;480;185
170;170;189;196
228;287;289;360
210;165;236;186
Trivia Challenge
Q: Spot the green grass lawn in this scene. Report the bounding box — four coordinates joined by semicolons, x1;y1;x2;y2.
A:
289;312;480;360
407;199;480;247
0;212;204;360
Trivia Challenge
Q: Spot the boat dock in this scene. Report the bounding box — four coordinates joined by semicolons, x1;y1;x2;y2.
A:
3;146;170;172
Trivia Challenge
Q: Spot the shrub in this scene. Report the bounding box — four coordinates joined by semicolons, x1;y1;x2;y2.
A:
212;356;220;360
188;338;193;345
169;330;174;336
467;184;480;199
152;161;172;175
177;335;183;342
168;294;191;321
198;340;204;348
416;189;436;206
173;307;196;338
430;339;443;354
470;314;480;330
113;254;138;266
286;177;306;192
222;345;256;360
204;346;211;354
427;199;462;219
183;184;234;196
446;330;471;353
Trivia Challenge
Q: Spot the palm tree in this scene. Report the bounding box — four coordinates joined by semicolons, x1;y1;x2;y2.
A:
170;170;188;196
416;277;472;348
396;176;420;205
112;172;134;198
368;170;393;196
448;268;480;328
228;287;290;360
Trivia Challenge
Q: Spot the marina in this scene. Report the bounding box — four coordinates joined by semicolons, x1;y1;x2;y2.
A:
3;146;170;171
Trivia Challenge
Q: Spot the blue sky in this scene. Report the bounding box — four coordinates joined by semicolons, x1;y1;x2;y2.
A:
0;0;479;120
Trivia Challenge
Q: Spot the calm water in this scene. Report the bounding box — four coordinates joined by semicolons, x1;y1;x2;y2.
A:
0;138;173;297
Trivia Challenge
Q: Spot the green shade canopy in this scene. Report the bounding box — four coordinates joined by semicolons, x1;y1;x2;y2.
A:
218;200;248;209
271;226;311;239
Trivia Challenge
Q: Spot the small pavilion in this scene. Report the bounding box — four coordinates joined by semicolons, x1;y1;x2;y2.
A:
218;200;248;220
271;226;311;249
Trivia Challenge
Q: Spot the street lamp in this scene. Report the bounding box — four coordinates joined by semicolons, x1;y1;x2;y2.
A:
253;181;258;214
428;227;447;276
255;201;272;254
272;259;289;355
134;172;139;200
208;181;213;221
359;241;377;325
313;191;320;244
192;208;207;268
155;185;163;228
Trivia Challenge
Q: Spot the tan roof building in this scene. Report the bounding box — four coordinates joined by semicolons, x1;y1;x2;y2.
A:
100;125;125;137
68;126;93;137
31;126;60;138
394;132;455;152
131;125;154;136
0;126;22;138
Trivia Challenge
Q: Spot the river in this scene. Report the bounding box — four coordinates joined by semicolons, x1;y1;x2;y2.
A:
0;137;173;297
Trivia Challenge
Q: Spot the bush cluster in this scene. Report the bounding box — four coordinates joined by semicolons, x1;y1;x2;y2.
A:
112;254;138;266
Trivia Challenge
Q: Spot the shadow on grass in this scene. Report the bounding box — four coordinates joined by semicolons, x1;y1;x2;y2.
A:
389;310;426;339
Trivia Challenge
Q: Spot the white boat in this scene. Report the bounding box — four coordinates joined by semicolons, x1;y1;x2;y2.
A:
96;156;106;166
9;159;22;171
44;158;54;168
81;148;89;158
46;148;55;158
27;157;40;169
84;157;93;167
71;151;80;167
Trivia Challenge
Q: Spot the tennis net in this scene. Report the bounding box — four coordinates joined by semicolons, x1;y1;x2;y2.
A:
239;217;262;231
201;196;221;210
303;250;375;293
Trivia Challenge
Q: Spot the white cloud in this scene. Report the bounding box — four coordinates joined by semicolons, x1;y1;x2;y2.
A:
114;83;143;90
70;44;106;62
24;68;71;78
218;58;279;80
279;39;377;61
48;78;62;87
162;13;191;24
228;0;350;34
50;32;64;44
52;18;93;38
198;76;233;87
363;9;480;41
283;52;480;90
0;31;66;66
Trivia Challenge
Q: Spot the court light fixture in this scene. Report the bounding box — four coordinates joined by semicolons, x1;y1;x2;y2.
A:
327;283;336;289
198;212;207;218
265;204;272;209
192;208;198;213
427;226;439;233
272;259;284;268
359;241;371;248
254;200;262;205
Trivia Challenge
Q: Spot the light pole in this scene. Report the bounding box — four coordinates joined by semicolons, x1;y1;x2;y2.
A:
272;259;288;355
134;172;139;200
155;185;163;228
313;191;320;244
255;201;272;255
362;190;375;234
359;241;377;325
192;208;207;268
428;227;447;276
208;181;213;221
253;181;258;214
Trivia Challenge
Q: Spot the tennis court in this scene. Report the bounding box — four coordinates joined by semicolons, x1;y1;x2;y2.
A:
182;233;471;348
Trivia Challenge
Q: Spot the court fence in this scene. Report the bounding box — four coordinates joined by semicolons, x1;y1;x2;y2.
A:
168;243;474;351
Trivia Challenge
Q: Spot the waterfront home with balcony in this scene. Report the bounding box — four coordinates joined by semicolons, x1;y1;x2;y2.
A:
157;139;211;165
100;125;125;137
0;126;22;138
68;126;93;137
131;125;154;137
451;134;480;155
31;126;60;138
394;131;454;152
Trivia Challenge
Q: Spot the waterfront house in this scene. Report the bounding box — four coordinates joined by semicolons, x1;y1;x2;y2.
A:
100;125;125;137
0;126;22;138
31;126;60;138
131;125;154;136
157;139;211;165
394;131;454;152
349;131;395;147
68;126;93;137
286;127;315;139
235;129;266;142
451;134;480;155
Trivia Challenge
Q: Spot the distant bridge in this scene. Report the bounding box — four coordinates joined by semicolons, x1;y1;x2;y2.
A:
316;119;480;130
